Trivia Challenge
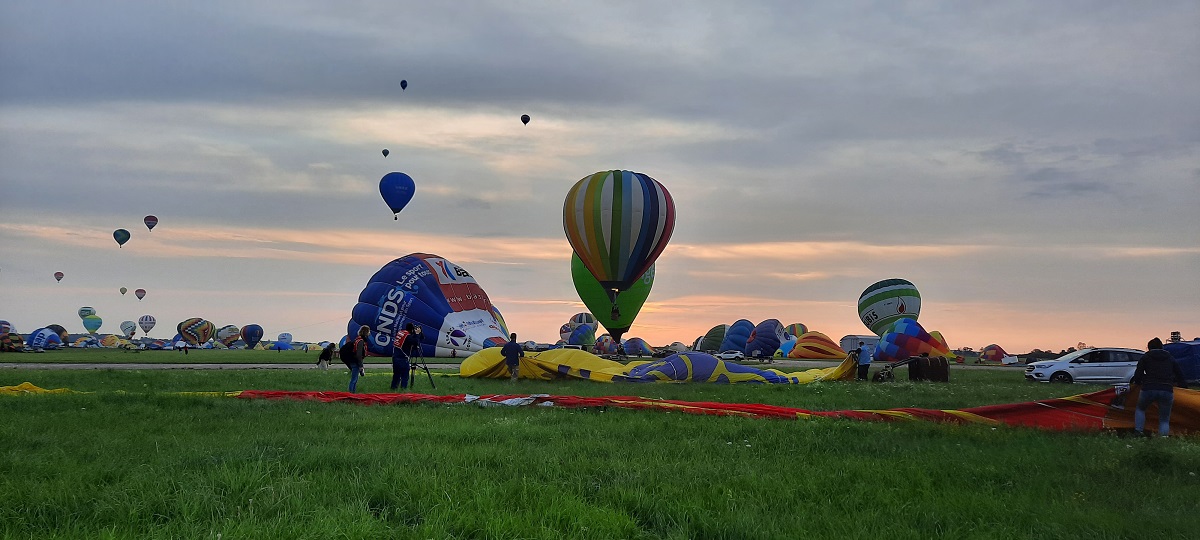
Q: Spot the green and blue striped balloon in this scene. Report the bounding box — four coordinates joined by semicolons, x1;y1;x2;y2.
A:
857;278;921;335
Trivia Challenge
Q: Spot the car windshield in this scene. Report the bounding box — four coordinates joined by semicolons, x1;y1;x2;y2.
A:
1052;349;1093;363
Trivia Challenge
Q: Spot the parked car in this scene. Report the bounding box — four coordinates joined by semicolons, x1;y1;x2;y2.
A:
714;350;745;361
1024;347;1145;384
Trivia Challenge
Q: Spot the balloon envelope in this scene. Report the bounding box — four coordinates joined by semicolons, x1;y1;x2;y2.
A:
144;215;158;231
78;307;95;319
120;320;137;338
784;323;808;339
720;319;754;354
277;332;293;344
563;170;675;294
400;79;407;90
179;318;215;346
382;149;389;157
873;319;952;364
54;271;63;282
349;253;508;358
46;324;68;341
623;337;654;356
980;344;1009;363
120;287;128;295
26;328;63;349
216;325;241;347
241;324;264;348
135;288;146;300
572;253;653;342
82;315;103;334
746;319;785;358
138;315;156;335
567;324;596;347
698;325;727;352
858;278;921;335
520;114;530;125
379;172;416;218
113;229;131;247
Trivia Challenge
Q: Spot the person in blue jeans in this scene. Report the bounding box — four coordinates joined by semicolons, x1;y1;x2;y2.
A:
501;333;524;382
347;325;370;393
391;323;420;391
1131;337;1188;437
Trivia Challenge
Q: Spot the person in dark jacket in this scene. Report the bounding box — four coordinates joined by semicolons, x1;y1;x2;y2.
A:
390;323;420;391
501;333;524;382
1130;337;1188;437
348;325;369;393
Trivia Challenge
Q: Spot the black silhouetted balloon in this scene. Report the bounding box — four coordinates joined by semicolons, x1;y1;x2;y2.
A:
400;80;408;90
382;149;390;157
521;114;530;125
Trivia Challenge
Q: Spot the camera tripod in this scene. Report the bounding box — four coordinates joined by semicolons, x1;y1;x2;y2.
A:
408;349;435;389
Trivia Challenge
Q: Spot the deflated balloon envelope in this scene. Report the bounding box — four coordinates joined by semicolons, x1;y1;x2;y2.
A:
26;328;63;349
349;253;508;358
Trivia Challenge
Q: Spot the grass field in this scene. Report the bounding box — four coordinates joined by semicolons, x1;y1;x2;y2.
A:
3;356;1199;539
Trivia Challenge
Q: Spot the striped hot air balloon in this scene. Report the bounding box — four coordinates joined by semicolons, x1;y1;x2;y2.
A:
563;170;675;318
857;278;921;336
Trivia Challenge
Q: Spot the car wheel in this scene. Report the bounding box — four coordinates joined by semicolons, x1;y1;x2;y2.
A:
1050;372;1073;383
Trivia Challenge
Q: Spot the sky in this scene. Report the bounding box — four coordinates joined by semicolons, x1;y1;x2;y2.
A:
1;1;1197;353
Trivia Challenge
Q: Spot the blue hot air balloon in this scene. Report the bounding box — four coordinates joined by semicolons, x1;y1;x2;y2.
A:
26;328;63;349
349;253;508;358
379;172;416;220
720;319;754;354
745;319;785;359
567;323;596;347
240;324;264;348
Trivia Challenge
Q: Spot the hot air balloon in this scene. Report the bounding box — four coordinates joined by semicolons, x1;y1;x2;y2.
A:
873;319;952;364
113;229;131;247
623;337;654;356
26;328;63;349
138;315;156;335
563;170;676;320
349;253;508;358
558;323;574;342
144;215;158;232
567;324;596;347
858;278;922;336
572;253;654;343
720;319;754;354
400;79;407;90
54;271;64;282
788;332;849;360
216;325;241;348
277;332;293;344
0;320;11;335
78;307;96;319
135;288;146;300
46;324;68;341
520;114;530;125
382;149;390;157
120;320;137;338
120;287;128;296
82;315;103;334
240;324;264;349
784;323;808;339
179;318;215;346
745;319;785;359
980;344;1010;363
697;325;727;352
379;172;416;220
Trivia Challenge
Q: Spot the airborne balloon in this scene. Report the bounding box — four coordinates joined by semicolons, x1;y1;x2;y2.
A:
135;288;146;300
82;315;103;334
563;170;675;319
54;271;64;282
379;172;416;220
78;307;96;319
400;79;407;90
382;149;390;157
120;287;128;296
349;253;508;358
277;332;293;344
113;229;131;247
520;114;530;125
144;215;158;232
120;320;137;338
138;315;156;335
858;278;922;336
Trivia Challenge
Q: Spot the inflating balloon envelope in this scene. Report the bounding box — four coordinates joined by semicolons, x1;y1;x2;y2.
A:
349;253;508;358
572;253;653;343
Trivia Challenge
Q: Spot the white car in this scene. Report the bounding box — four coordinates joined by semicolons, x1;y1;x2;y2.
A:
714;350;745;361
1024;347;1145;384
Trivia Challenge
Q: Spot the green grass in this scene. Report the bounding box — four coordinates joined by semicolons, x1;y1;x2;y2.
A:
2;368;1199;539
0;347;466;365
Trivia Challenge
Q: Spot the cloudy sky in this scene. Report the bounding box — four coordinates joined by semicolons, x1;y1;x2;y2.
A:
2;1;1197;352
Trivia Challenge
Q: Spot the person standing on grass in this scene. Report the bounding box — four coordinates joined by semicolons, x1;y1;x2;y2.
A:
502;332;523;382
316;343;334;370
1131;337;1188;437
390;323;420;391
855;341;871;381
347;325;370;393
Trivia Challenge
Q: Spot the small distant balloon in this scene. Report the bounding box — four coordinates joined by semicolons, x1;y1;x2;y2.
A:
520;114;530;125
135;288;146;301
78;306;96;319
120;287;128;295
113;228;131;247
400;79;408;90
54;271;64;282
382;148;390;157
144;215;158;232
379;172;416;220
